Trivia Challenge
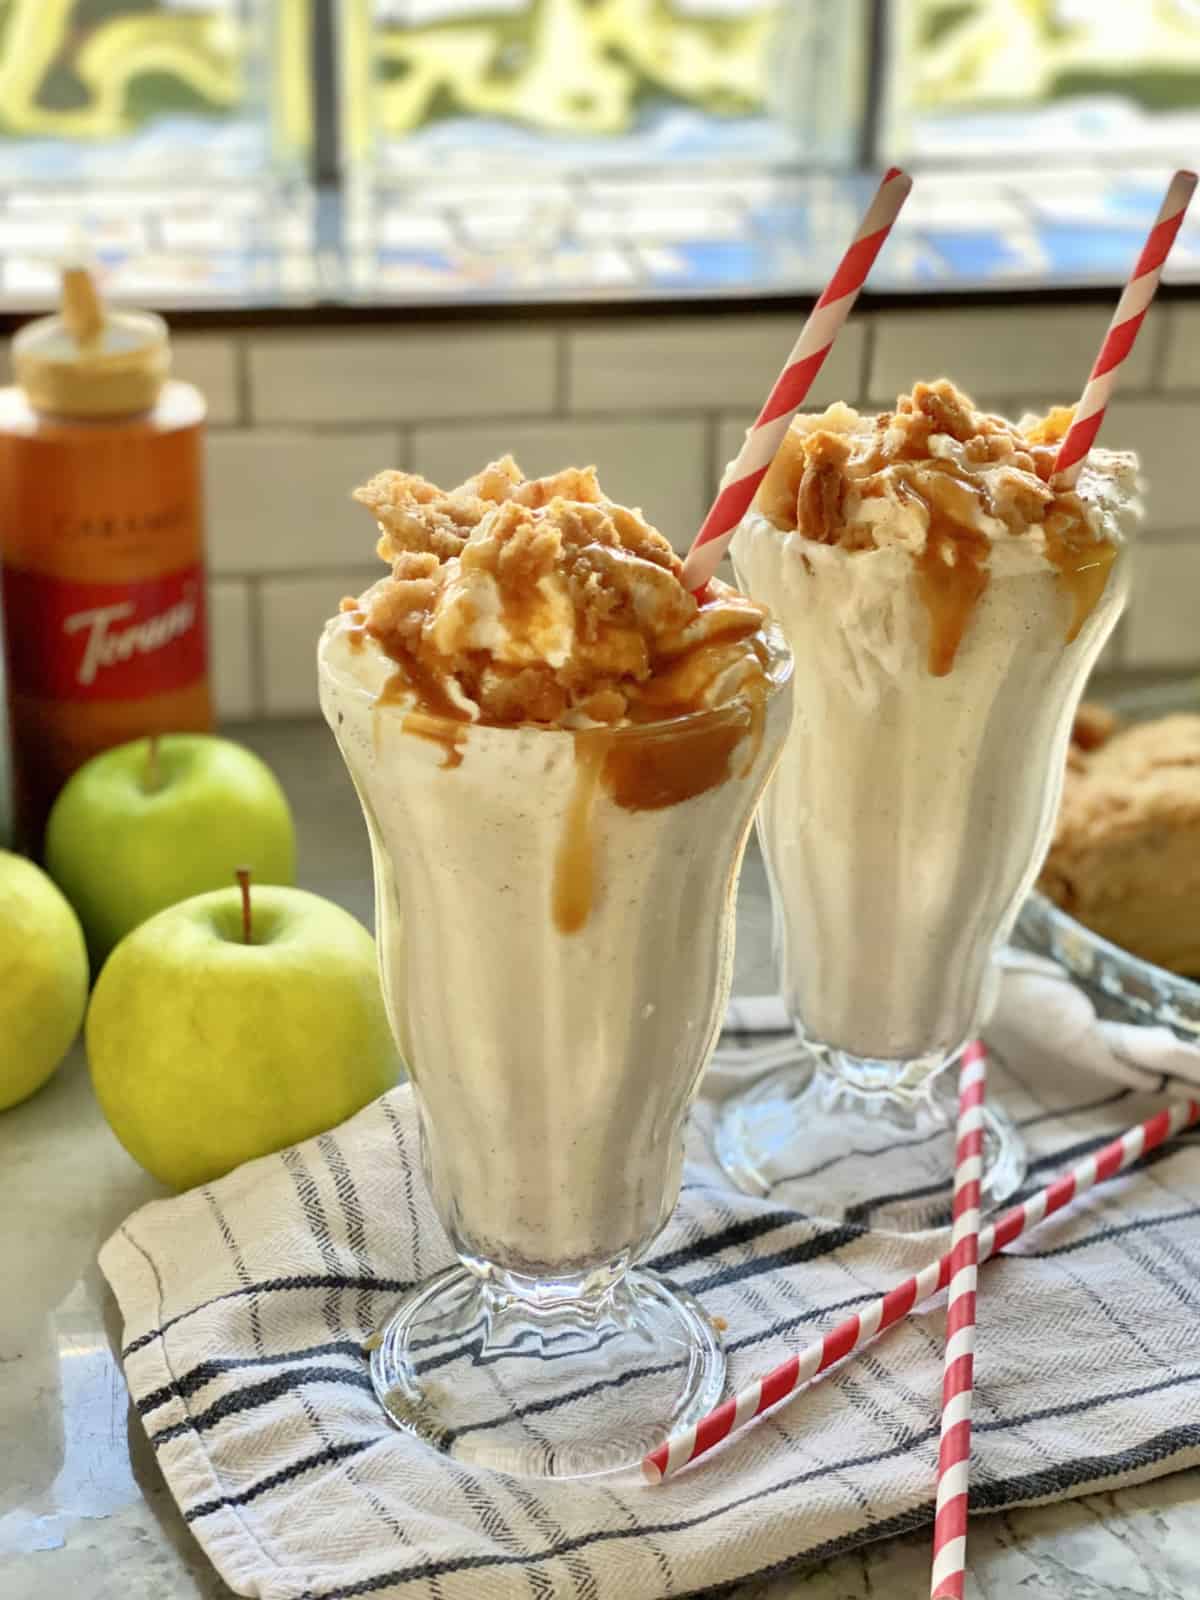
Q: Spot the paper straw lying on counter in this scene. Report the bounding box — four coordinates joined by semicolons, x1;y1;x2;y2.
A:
1052;168;1196;489
643;1092;1200;1483
679;167;912;592
928;1042;987;1600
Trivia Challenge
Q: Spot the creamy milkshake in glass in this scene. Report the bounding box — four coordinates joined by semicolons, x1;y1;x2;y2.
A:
319;457;792;1475
713;381;1140;1228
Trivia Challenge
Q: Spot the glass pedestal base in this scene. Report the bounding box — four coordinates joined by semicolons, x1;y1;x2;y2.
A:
713;1052;1026;1231
370;1263;725;1478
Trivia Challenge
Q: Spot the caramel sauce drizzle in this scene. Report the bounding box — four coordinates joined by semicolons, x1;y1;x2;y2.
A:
379;656;471;724
880;465;989;678
1042;508;1118;643
376;670;408;708
374;665;470;768
401;709;467;770
340;605;367;651
890;460;1114;676
551;732;610;935
549;702;761;935
355;577;771;935
914;530;991;678
788;402;1118;675
601;707;751;813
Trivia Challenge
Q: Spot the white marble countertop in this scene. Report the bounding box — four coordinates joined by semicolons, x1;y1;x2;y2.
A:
2;721;1197;1600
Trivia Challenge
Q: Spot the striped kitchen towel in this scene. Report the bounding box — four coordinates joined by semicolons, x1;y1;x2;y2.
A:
101;1017;1200;1600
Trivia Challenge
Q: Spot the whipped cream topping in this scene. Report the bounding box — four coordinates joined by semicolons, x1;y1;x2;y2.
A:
744;380;1141;675
339;456;771;726
754;384;1138;557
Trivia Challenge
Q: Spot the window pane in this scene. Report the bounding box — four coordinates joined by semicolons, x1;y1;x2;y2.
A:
887;0;1200;161
342;0;799;174
0;0;309;184
0;1;314;309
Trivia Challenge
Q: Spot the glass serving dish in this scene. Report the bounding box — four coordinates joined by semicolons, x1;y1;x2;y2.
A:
1016;676;1200;1045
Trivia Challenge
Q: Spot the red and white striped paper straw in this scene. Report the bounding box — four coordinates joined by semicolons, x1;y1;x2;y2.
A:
643;1093;1200;1483
929;1042;987;1600
679;167;912;591
1051;168;1196;489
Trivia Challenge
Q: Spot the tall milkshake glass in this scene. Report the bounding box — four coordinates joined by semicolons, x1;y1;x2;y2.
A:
319;460;792;1476
713;384;1140;1228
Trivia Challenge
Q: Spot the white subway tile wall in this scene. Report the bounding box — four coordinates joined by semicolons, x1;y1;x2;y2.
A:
206;428;399;574
1126;538;1200;668
567;317;868;414
247;329;557;424
1103;398;1196;530
868;306;1157;404
260;570;380;717
185;308;1197;722
207;580;254;722
173;334;240;426
1161;303;1200;391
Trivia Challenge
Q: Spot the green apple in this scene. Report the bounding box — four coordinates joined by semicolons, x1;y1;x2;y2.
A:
87;883;401;1190
45;734;295;970
0;850;88;1110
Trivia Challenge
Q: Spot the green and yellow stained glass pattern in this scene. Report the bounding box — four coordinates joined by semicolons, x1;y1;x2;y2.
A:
0;0;310;157
341;0;779;155
901;0;1200;115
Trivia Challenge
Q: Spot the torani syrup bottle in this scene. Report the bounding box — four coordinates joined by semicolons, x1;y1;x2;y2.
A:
0;266;212;851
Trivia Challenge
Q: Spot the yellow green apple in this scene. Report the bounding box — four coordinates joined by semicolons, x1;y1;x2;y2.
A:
45;733;295;970
86;882;401;1190
0;850;88;1110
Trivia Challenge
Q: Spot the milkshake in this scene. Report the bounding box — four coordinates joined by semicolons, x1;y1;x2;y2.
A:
716;380;1140;1223
319;456;791;1473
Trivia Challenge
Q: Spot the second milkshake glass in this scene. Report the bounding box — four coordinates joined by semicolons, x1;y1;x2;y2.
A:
714;505;1132;1230
320;615;792;1476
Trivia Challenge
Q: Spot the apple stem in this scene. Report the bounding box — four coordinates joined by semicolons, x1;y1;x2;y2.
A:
144;734;163;794
235;866;253;945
